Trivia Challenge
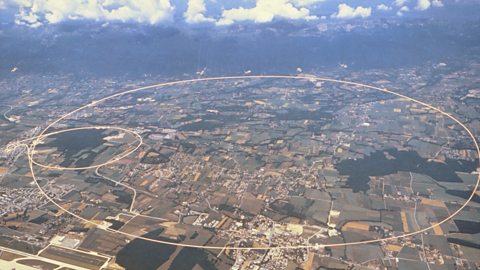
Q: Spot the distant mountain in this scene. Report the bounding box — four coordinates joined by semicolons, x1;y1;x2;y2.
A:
0;18;479;77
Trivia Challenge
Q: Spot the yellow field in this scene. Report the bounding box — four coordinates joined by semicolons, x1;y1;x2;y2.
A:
137;150;146;158
400;210;409;233
107;262;125;270
55;202;73;217
216;216;229;229
343;221;370;231
431;222;444;235
385;244;402;252
421;198;446;208
162;221;186;238
304;252;315;270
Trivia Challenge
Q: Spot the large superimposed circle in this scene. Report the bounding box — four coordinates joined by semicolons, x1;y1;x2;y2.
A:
31;126;143;170
27;75;480;250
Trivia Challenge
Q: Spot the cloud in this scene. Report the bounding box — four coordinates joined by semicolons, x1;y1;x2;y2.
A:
4;0;446;28
15;7;43;28
415;0;444;10
415;0;431;10
394;0;409;7
331;3;372;19
291;0;324;7
432;0;443;7
377;4;392;11
396;5;410;16
184;0;214;23
216;0;317;26
9;0;175;27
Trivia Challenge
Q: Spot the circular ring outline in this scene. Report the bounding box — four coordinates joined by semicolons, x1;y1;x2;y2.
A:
27;75;480;250
31;125;143;170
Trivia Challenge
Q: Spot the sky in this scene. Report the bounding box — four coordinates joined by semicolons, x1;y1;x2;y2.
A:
0;0;473;28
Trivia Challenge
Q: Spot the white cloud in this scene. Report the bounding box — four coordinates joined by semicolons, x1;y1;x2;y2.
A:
331;3;372;19
184;0;214;23
3;0;447;28
377;4;392;11
216;0;317;26
9;0;175;27
394;0;409;7
291;0;324;7
415;0;444;10
415;0;431;10
15;7;42;27
396;5;410;16
432;0;443;7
